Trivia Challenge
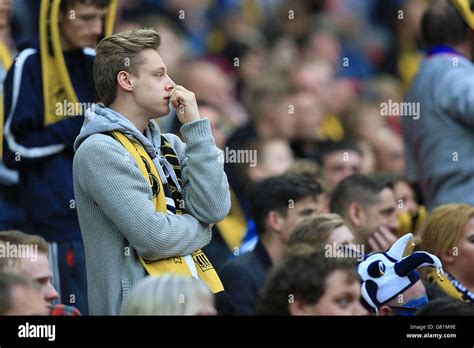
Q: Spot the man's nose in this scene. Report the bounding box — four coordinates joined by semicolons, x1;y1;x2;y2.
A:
91;18;103;37
44;282;59;303
165;76;176;91
388;216;399;234
343;166;355;177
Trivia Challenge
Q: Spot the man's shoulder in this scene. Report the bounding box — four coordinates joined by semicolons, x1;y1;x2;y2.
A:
80;132;116;144
219;251;265;291
11;48;40;70
420;55;474;78
75;133;124;158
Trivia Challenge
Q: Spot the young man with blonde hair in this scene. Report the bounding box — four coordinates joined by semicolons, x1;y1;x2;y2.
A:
0;230;59;309
73;29;231;315
0;273;49;315
0;230;82;315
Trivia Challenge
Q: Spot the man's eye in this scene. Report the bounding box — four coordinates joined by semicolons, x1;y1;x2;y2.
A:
79;15;95;21
336;297;349;307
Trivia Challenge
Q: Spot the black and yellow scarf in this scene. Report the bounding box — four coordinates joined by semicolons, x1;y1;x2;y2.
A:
426;268;474;303
0;41;12;159
215;190;247;252
39;0;117;126
452;0;474;30
110;131;224;293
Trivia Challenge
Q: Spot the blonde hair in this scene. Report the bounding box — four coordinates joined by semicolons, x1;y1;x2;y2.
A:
94;28;161;106
0;231;49;272
287;159;322;179
0;241;21;271
0;231;49;254
289;213;345;247
420;204;474;256
120;274;214;315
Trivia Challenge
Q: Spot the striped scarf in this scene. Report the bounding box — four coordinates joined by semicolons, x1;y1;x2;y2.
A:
0;41;12;159
109;131;224;293
426;268;474;303
159;136;184;214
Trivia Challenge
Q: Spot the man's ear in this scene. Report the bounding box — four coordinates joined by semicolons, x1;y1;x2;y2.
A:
348;202;365;228
266;211;284;234
288;297;309;316
117;71;134;92
378;305;393;316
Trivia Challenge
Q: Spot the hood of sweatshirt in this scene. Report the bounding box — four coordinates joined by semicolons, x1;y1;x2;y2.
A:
74;104;181;191
74;104;162;156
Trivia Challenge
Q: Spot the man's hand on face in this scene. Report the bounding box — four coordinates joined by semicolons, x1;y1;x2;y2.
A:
171;85;201;124
368;225;397;253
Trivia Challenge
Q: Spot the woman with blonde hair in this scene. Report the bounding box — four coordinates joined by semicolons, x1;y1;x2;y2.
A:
120;274;216;315
420;204;474;302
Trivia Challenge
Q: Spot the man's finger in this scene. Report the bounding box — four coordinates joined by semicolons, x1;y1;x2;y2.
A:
172;85;187;94
170;90;183;104
371;230;388;251
378;225;397;246
375;227;390;246
368;236;381;252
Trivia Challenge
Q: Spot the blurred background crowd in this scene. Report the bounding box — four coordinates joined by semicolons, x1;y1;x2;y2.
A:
1;0;474;317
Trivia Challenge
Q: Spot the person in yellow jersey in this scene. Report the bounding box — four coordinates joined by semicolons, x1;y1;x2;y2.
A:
73;29;232;315
2;0;117;315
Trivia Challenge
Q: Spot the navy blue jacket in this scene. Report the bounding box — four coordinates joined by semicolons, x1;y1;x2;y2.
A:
2;43;97;242
218;240;272;315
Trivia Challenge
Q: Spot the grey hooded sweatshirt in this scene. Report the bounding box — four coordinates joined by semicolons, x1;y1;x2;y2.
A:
73;104;230;315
